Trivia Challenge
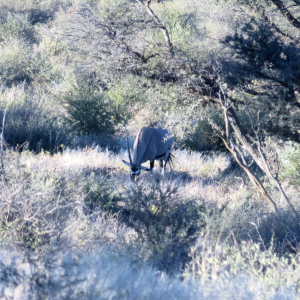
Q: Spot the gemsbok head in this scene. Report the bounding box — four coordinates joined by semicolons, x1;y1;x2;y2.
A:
122;127;174;181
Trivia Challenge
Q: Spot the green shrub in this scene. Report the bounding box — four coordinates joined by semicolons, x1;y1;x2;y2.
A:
0;151;76;250
278;142;300;187
83;174;206;272
120;178;206;273
156;2;200;51
63;90;123;136
83;171;123;214
0;84;70;151
183;107;225;151
184;119;223;151
0;0;42;11
0;12;36;42
0;39;45;87
0;0;64;25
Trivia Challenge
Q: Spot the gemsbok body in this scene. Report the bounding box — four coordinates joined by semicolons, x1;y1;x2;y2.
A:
122;127;174;180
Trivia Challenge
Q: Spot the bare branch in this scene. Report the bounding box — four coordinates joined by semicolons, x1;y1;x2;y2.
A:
0;109;6;175
271;0;300;29
218;82;231;140
137;0;174;57
215;82;280;214
216;129;279;215
261;7;296;40
257;139;299;219
245;108;299;219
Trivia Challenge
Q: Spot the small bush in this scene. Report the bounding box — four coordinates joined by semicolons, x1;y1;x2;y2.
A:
278;142;300;188
120;178;206;272
0;84;70;151
85;175;206;272
83;171;123;214
81;173;208;272
156;1;200;51
0;0;62;25
0;39;45;87
184;118;224;151
0;151;78;250
184;238;300;298
0;12;36;42
183;108;225;151
63;90;123;136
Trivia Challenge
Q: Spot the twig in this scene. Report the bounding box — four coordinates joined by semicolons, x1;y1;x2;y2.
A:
0;109;7;175
136;0;174;57
271;0;300;29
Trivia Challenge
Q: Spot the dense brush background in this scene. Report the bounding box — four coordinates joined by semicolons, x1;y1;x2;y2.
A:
0;0;300;299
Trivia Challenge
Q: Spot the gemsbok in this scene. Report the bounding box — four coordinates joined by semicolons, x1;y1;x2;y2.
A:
122;127;174;180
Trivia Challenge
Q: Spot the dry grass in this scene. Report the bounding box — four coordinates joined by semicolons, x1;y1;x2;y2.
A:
0;147;300;299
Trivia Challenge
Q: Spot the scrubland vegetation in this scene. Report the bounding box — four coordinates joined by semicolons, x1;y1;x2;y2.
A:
0;0;300;299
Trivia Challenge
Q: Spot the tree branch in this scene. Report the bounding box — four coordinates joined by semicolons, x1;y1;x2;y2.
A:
261;8;296;40
244;109;299;218
215;86;279;214
271;0;300;29
137;0;174;57
0;109;6;176
216;128;279;215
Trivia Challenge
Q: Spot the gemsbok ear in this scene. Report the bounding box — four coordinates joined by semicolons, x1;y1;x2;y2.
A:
140;165;150;171
122;159;131;167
